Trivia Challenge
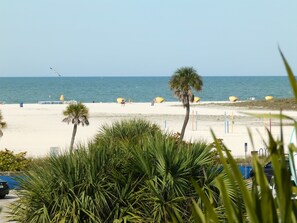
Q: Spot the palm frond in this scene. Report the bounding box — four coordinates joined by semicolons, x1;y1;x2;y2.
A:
169;66;203;102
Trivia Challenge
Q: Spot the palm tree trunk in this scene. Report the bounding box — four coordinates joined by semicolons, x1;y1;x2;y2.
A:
180;102;190;140
70;124;77;152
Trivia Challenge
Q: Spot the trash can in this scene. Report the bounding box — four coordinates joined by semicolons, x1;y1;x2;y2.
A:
20;102;23;107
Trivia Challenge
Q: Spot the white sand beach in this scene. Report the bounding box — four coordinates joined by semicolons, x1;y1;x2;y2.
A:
1;102;297;158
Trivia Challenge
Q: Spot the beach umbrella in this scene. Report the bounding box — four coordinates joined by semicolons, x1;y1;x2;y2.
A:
155;97;165;103
265;96;274;101
117;98;125;103
229;96;238;102
193;96;200;103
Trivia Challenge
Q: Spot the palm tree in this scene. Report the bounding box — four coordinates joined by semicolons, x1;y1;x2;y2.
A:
169;67;203;140
62;102;89;152
0;110;7;138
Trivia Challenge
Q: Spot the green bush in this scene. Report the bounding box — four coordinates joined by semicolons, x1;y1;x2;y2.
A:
10;119;235;222
0;148;31;171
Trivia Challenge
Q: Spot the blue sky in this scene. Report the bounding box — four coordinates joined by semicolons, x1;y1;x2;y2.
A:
0;1;296;77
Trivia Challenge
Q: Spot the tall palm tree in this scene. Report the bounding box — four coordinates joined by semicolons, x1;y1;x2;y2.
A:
169;67;203;140
0;110;7;138
62;102;89;152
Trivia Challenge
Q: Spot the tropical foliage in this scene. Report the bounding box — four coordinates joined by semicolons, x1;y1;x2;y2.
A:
0;149;30;171
62;102;89;152
169;67;203;140
0;110;7;138
188;129;296;223
186;50;297;222
10;119;236;222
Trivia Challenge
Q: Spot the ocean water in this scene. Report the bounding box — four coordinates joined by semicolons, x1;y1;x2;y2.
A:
0;76;293;104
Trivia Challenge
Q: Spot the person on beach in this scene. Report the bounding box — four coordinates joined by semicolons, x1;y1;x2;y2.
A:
151;98;155;106
121;99;125;106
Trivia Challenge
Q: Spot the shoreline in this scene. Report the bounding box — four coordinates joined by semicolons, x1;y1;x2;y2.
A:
1;97;296;109
1;102;297;158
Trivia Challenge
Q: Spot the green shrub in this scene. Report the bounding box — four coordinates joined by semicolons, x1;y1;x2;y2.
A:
10;119;235;222
94;118;162;147
0;148;31;171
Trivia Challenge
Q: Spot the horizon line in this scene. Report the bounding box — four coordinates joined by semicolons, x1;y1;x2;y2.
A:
0;74;288;78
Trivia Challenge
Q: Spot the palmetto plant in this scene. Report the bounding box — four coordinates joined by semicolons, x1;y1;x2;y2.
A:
169;67;203;140
95;118;161;146
10;119;236;222
0;110;7;138
187;50;297;223
62;102;89;152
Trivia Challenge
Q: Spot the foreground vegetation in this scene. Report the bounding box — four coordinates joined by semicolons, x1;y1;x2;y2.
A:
11;119;237;222
183;50;297;223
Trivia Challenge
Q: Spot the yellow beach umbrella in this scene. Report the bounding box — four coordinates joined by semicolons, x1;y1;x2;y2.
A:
265;96;273;101
117;98;125;103
193;96;200;103
60;94;64;101
229;96;238;102
155;97;165;103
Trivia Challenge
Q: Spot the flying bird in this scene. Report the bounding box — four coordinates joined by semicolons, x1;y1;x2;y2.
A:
50;67;61;77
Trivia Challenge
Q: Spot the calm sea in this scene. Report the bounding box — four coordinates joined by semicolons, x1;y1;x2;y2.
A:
0;76;293;104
